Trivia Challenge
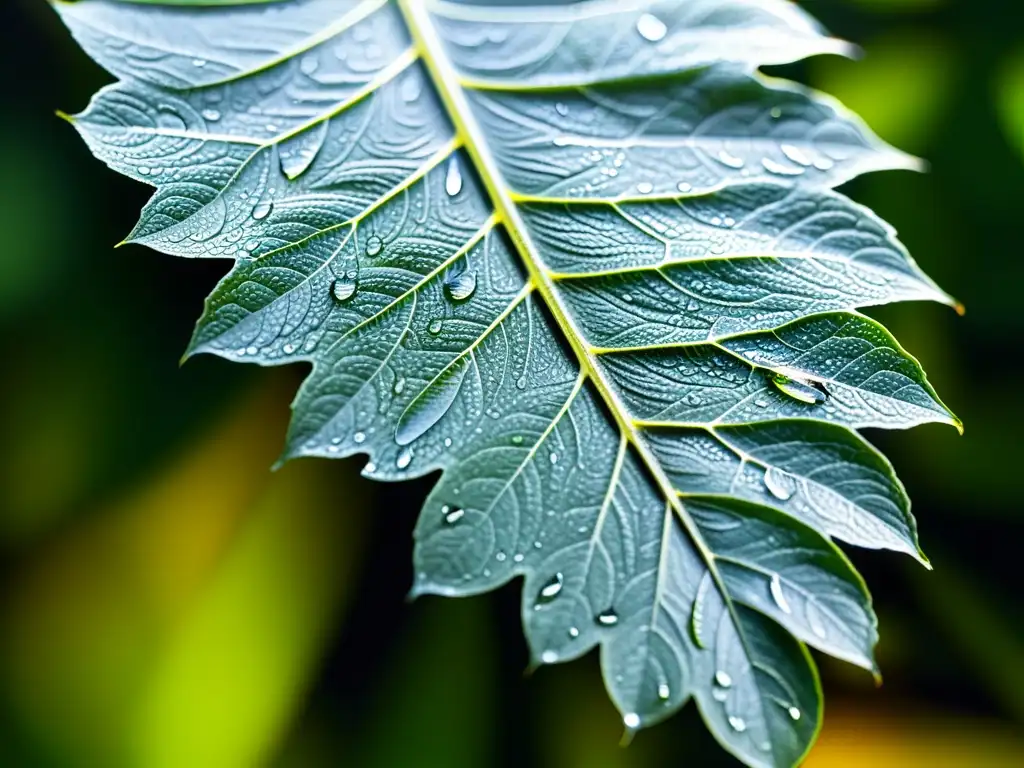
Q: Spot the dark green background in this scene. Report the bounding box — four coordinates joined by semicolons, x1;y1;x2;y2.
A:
1;1;1021;766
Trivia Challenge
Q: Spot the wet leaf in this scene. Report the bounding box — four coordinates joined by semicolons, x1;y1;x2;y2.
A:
53;1;959;765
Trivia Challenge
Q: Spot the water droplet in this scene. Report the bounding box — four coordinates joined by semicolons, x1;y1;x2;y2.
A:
353;431;366;444
331;275;357;303
444;507;465;525
393;377;406;395
445;157;463;197
717;149;745;169
444;270;477;301
788;706;801;721
192;58;207;68
300;55;319;75
690;573;710;648
444;437;453;448
396;447;413;470
137;166;151;176
636;181;654;194
677;181;693;193
658;683;671;701
770;106;783;119
201;108;221;122
623;713;640;730
781;144;813;167
515;376;527;391
513;553;525;563
537;572;564;602
251;201;274;220
764;467;797;501
597;610;619;626
771;373;827;404
365;235;384;257
728;716;747;733
762;157;804;176
568;626;579;638
712;687;729;702
715;671;733;688
428;319;444;335
636;13;668;42
770;573;792;614
541;650;558;664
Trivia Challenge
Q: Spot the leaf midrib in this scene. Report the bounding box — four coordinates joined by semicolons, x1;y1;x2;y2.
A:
394;0;778;703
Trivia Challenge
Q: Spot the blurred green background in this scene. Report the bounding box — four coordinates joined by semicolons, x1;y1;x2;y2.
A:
1;0;1022;765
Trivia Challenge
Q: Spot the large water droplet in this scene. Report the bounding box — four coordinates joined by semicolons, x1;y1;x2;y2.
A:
541;650;558;664
636;181;654;194
537;572;564;603
770;573;792;614
597;610;619;626
764;466;797;501
252;201;274;220
428;319;444;336
365;234;384;257
715;671;733;688
568;626;580;638
636;13;668;42
623;713;640;729
781;144;813;167
788;706;801;721
445;157;463;197
658;683;671;701
331;274;357;303
396;447;413;470
443;506;465;525
771;373;827;405
444;269;477;301
728;716;747;733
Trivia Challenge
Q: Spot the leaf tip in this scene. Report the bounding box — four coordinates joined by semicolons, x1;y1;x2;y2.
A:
619;715;640;747
55;109;75;125
954;301;966;317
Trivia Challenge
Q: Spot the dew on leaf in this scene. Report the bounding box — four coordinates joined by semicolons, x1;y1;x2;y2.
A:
396;447;413;470
597;610;619;626
788;706;801;721
764;466;797;501
365;234;384;257
444;269;477;301
445;157;463;196
428;319;444;336
537;572;564;603
715;670;733;688
728;716;747;733
771;372;827;404
331;275;357;303
658;683;671;701
770;573;792;615
636;13;667;42
444;507;465;525
251;201;274;220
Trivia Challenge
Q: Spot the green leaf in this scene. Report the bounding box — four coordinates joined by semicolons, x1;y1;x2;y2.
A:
53;1;959;766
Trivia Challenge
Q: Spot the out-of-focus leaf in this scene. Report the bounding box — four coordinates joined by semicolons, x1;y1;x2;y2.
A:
53;1;960;765
0;380;366;767
996;49;1024;164
804;707;1024;767
812;32;957;151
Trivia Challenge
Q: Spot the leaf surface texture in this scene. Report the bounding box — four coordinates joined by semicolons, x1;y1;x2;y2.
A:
54;1;959;765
